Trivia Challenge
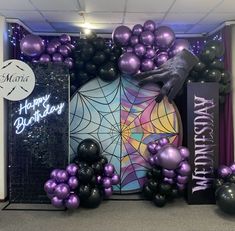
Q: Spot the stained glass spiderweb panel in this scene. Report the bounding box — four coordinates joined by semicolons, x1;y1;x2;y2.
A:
70;75;182;194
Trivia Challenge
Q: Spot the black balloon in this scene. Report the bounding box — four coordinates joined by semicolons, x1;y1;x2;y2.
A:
75;60;85;70
206;69;221;82
112;46;122;57
146;170;154;180
78;166;94;183
220;71;231;84
91;162;103;175
159;183;172;196
85;62;97;75
147;179;158;192
151;167;162;180
99;62;118;82
90;175;98;186
78;161;89;169
78;71;90;83
92;37;105;50
103;47;112;55
86;31;97;41
143;184;154;200
81;44;95;61
194;61;206;73
213;178;224;190
200;48;216;64
210;59;224;70
170;187;179;199
83;188;102;208
92;51;106;65
99;156;108;166
227;174;235;184
205;40;225;58
78;184;91;200
153;194;167;207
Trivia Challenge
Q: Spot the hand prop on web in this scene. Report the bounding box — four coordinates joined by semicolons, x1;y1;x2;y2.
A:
136;49;199;103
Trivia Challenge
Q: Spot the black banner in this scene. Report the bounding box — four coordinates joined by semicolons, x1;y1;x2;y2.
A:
187;82;219;204
8;63;69;203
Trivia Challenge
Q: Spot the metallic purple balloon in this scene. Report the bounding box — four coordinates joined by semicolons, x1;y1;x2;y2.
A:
154;26;175;49
51;196;64;208
154;144;162;152
96;175;102;184
59;34;71;44
155;52;168;67
143;20;156;32
66;163;78;176
118;53;140;75
164;177;174;184
54;183;70;199
132;24;143;36
65;194;80;209
147;142;158;155
130;36;139;47
44;179;57;194
158;137;169;146
141;59;154;72
20;34;45;57
178;146;190;160
68;176;79;190
52;53;64;63
64;57;74;69
134;44;146;57
102;177;112;188
56;170;69;183
177;175;188;185
169;39;190;57
218;165;232;178
39;54;51;63
140;31;154;46
153;154;160;165
104;164;115;177
58;45;71;57
145;48;155;59
158;145;182;170
112;25;132;46
126;46;134;53
50;169;60;180
111;174;120;185
177;183;185;191
47;43;57;54
66;43;75;50
104;187;113;198
230;163;235;174
163;169;176;178
50;39;61;49
149;156;155;166
177;161;191;176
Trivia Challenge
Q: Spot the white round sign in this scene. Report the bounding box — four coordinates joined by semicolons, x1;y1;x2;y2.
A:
0;59;35;101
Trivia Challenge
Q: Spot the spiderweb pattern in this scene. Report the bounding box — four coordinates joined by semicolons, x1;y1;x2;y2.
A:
70;75;182;194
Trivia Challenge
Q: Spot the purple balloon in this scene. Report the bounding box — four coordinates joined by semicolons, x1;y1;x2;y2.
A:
47;43;57;55
145;48;155;59
102;177;112;188
111;174;120;185
163;169;176;178
147;142;158;155
149;156;155;166
141;59;154;72
230;163;235;173
140;31;154;46
58;45;71;57
153;154;160;165
39;54;51;63
59;34;71;44
158;137;169;146
218;165;232;178
164;177;174;184
154;26;175;49
52;53;63;63
66;43;75;50
20;34;45;57
177;161;191;176
31;58;39;63
112;25;132;46
50;169;60;180
104;187;113;198
54;183;70;199
56;170;69;183
134;44;146;57
96;175;102;184
126;46;134;53
177;183;185;191
155;52;168;67
51;196;64;208
64;57;74;69
130;36;139;47
104;164;115;177
143;20;156;32
154;144;162;152
157;144;182;170
169;39;190;57
68;176;79;190
44;179;57;194
178;146;190;160
177;175;188;185
50;39;61;49
132;24;143;36
65;194;80;209
66;163;78;176
118;53;140;75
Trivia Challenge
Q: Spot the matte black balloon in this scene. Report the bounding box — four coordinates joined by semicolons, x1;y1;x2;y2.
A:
143;184;154;200
210;59;224;70
205;40;225;58
220;71;231;84
83;188;102;208
103;47;112;55
147;179;158;192
99;62;118;82
193;61;206;73
227;174;235;184
75;60;85;70
78;184;91;200
99;156;108;166
78;166;94;183
85;62;97;75
206;69;221;82
153;194;167;207
81;44;95;61
200;48;216;64
92;51;106;65
91;162;103;175
159;183;172;196
92;37;105;50
213;178;224;190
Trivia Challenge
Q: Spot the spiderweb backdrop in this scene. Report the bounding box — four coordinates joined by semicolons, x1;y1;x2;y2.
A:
70;75;182;194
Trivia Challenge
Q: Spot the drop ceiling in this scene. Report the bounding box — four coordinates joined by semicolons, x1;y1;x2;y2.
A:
0;0;235;35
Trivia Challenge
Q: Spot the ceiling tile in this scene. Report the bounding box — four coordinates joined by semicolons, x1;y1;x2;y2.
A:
170;0;222;13
200;13;235;24
213;0;235;12
81;0;126;12
24;21;56;32
31;0;80;11
163;23;193;33
0;0;34;10
124;13;164;24
42;11;84;23
163;13;206;24
85;12;123;23
126;0;175;12
188;24;219;33
0;10;44;21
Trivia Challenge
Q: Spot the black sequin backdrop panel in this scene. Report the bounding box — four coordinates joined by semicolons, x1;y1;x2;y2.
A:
8;63;69;203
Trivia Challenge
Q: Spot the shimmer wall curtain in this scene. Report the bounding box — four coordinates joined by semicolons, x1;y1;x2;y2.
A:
219;26;234;165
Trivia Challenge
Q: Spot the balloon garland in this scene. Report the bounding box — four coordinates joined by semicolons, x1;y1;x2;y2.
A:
44;138;120;209
214;163;235;214
143;137;191;207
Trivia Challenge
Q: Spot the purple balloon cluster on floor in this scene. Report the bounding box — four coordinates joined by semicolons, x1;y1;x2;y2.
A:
112;20;190;75
44;163;80;209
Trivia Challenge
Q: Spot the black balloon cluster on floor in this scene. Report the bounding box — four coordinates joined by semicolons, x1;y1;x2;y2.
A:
188;40;231;104
214;163;235;214
70;33;122;95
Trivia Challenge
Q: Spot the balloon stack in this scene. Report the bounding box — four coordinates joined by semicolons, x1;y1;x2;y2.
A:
214;163;235;214
71;34;122;95
143;137;191;207
112;20;190;75
44;163;80;209
188;40;231;104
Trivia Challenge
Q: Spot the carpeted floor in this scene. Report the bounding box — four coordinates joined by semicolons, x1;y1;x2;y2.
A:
1;200;235;231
